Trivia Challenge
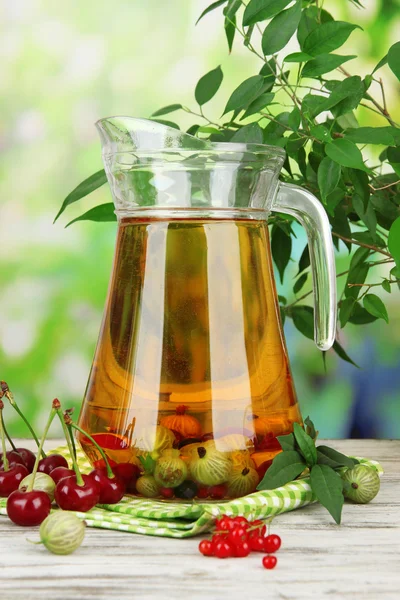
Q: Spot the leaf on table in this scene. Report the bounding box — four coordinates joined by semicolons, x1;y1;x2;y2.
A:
304;416;317;441
317;446;357;469
277;433;296;451
257;450;306;490
293;423;317;466
310;464;344;524
55;169;107;223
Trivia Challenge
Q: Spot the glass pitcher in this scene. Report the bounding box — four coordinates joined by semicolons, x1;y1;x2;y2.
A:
77;116;336;500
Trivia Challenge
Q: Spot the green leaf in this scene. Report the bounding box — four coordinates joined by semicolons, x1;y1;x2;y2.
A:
388;216;400;266
257;451;306;490
151;119;180;129
224;0;241;19
65;203;116;228
325;139;370;173
151;104;182;117
348;169;370;210
271;225;292;283
297;6;333;48
303;21;361;57
224;14;236;52
339;297;356;328
139;454;156;474
301;93;327;119
344;127;397;146
310;124;332;143
261;0;301;56
196;0;228;24
293;272;308;294
310;464;344;524
291;305;314;340
317;446;356;469
344;260;369;300
231;122;263;143
277;433;295;451
382;280;392;294
388;41;400;81
352;195;377;240
304;416;317;441
298;245;310;274
288;106;301;131
318;157;341;201
387;146;400;178
372;54;388;75
348;302;378;325
284;51;313;63
332;340;359;367
331;205;352;251
55;169;107;223
241;92;274;119
326;188;345;217
195;66;223;106
293;423;317;467
243;0;292;26
321;76;364;117
363;294;389;324
302;54;356;78
223;75;264;115
186;124;200;136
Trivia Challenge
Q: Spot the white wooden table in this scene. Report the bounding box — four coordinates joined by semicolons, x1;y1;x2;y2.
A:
1;439;399;600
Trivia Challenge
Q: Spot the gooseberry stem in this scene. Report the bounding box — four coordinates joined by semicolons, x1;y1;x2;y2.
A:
55;408;85;487
26;401;58;493
0;400;10;471
1;381;46;459
1;410;16;451
69;422;115;479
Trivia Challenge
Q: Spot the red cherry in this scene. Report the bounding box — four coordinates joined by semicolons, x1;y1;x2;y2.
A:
228;526;248;546
55;474;100;512
262;555;277;569
125;477;137;494
49;466;76;485
89;468;125;504
7;489;51;526
0;464;29;497
198;539;213;556
1;450;26;469
263;534;281;553
15;448;36;472
209;484;227;500
214;540;233;559
112;463;140;485
215;515;235;531
38;454;68;475
249;533;266;552
160;487;175;499
196;486;210;499
234;540;251;557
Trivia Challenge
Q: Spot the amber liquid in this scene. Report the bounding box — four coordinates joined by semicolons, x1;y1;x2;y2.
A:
78;217;302;496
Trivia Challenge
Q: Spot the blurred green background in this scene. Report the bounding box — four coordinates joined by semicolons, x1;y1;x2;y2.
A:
0;0;399;438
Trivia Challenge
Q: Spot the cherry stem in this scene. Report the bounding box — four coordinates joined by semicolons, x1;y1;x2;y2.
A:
67;423;77;461
27;406;57;493
70;422;115;479
55;409;85;487
0;401;10;471
5;390;46;459
1;411;16;451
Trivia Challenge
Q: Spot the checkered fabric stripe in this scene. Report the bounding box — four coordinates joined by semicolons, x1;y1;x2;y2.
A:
0;445;383;538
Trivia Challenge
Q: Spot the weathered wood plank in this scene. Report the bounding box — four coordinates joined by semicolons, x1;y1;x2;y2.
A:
0;440;399;600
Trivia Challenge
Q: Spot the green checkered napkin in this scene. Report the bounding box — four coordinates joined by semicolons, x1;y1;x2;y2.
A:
0;445;383;538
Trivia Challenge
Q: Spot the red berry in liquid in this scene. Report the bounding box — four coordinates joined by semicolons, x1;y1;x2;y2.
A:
89;468;125;504
263;534;282;553
196;486;210;499
198;540;213;556
0;464;29;497
38;454;68;475
160;487;175;499
7;489;51;526
112;463;140;485
209;484;227;500
262;555;277;570
15;448;36;472
55;474;100;512
49;466;75;485
214;540;234;559
234;540;251;558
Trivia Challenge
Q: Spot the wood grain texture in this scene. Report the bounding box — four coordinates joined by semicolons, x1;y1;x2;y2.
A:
0;439;398;600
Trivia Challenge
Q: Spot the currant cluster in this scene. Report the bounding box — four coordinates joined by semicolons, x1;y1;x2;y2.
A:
0;383;127;528
198;514;281;569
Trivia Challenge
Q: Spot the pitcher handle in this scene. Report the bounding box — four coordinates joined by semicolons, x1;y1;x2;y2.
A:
273;182;337;351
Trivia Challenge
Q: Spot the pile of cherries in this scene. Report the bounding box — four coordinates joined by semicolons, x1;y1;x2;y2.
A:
198;514;281;569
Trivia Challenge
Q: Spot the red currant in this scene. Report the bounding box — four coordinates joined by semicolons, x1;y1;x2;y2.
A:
215;515;235;531
209;484;227;500
214;540;233;559
228;526;248;546
263;534;281;553
160;487;175;499
262;555;277;569
232;516;249;528
198;539;213;556
234;540;251;558
249;534;266;553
